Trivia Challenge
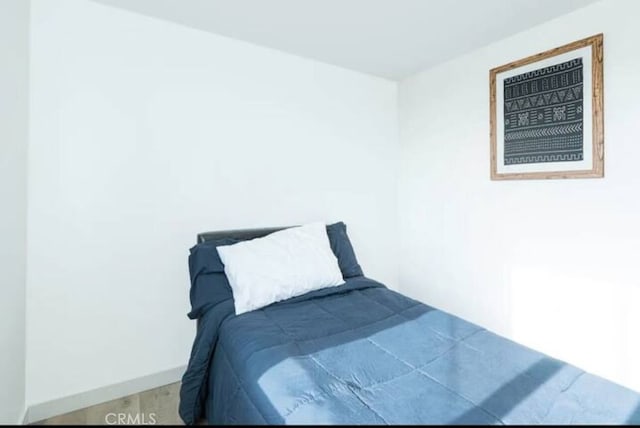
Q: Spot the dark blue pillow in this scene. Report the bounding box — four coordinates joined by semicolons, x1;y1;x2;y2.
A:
187;222;363;318
326;222;364;278
187;239;238;319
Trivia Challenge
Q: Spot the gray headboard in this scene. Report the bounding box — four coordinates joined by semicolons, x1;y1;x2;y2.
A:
197;226;293;244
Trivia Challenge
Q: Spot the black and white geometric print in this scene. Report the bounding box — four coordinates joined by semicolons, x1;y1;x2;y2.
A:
503;58;584;165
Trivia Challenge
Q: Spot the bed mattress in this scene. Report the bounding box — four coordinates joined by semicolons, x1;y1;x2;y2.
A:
179;277;640;425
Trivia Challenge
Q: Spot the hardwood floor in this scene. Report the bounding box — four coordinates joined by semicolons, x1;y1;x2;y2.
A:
32;382;183;425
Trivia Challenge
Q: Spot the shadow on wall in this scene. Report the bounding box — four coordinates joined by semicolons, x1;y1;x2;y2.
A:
503;235;640;394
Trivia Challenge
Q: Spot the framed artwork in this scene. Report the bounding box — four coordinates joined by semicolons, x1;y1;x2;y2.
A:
490;34;604;180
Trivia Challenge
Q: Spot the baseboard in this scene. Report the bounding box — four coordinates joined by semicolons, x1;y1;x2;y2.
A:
25;365;186;424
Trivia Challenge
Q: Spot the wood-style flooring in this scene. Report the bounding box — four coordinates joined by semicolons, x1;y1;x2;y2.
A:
32;381;183;425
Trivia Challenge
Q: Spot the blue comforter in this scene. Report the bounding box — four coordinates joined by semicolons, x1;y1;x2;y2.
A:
180;277;640;425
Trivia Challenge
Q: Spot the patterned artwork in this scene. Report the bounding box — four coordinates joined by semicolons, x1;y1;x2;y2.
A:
490;34;603;180
503;58;584;165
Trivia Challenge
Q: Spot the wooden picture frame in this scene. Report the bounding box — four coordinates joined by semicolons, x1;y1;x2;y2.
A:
490;34;604;180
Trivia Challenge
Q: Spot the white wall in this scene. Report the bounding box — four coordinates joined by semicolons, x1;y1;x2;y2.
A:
27;0;398;406
399;0;640;392
0;0;29;423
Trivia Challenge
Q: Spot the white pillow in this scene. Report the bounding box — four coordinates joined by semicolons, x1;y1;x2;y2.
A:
216;222;345;315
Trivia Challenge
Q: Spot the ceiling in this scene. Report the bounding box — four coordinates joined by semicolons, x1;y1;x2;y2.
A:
93;0;597;80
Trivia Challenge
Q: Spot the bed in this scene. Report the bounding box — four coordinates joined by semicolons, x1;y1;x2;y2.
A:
179;226;640;425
